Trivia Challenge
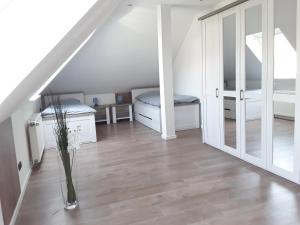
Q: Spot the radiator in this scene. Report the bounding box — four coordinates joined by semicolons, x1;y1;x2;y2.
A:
28;113;45;166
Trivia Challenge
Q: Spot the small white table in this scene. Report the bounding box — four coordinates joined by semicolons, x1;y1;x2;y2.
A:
111;104;133;124
92;105;111;124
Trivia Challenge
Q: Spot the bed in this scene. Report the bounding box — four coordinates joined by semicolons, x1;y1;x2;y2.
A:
42;93;97;149
131;88;200;132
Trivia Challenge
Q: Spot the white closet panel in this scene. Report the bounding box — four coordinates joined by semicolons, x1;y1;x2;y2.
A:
267;0;300;182
202;0;300;184
220;6;242;158
203;15;222;149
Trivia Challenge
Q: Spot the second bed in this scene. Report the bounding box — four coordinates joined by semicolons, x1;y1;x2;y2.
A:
132;88;200;132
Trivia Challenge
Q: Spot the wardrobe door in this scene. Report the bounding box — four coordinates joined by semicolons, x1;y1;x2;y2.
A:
240;0;268;168
267;0;299;182
220;7;241;157
203;15;222;149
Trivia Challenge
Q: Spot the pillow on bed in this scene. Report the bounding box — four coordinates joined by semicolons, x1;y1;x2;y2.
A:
136;91;159;99
136;91;199;107
136;91;160;102
61;98;81;105
136;91;160;106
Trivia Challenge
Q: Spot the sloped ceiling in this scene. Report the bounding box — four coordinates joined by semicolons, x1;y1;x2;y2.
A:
0;0;122;123
0;0;98;104
0;0;225;123
47;1;224;95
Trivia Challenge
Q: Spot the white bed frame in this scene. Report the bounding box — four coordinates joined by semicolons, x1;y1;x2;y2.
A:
131;88;200;132
42;93;97;149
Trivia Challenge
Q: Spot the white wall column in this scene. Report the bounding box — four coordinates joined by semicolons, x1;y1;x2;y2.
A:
157;4;176;140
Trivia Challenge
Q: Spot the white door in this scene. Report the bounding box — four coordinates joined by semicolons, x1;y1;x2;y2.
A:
220;7;242;158
266;0;300;182
240;0;268;168
203;15;222;149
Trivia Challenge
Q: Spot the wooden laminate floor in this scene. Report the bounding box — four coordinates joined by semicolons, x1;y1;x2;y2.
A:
224;117;295;171
16;122;300;225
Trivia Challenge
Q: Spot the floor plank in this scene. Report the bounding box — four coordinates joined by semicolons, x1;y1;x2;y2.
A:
16;122;300;225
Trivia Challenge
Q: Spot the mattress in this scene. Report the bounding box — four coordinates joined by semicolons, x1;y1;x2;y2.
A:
42;99;96;118
136;91;199;107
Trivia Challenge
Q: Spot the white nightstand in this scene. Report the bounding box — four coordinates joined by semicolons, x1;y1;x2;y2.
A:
92;105;111;124
111;104;133;124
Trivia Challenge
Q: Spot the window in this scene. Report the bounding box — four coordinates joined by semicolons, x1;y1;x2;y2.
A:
0;0;97;104
246;32;263;62
246;28;297;80
274;28;297;79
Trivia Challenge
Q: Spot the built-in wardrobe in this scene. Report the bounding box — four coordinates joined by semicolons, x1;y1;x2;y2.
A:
202;0;300;183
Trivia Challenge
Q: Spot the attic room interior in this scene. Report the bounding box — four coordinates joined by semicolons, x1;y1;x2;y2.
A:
1;0;300;224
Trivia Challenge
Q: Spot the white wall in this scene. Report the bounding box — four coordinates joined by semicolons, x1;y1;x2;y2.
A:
173;17;202;101
11;99;41;191
46;6;199;95
173;0;241;101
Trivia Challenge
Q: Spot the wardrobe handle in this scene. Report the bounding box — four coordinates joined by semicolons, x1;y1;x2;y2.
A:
216;88;219;98
240;90;244;101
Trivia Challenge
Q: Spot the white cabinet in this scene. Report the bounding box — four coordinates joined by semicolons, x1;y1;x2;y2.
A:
203;0;268;166
43;114;97;150
202;0;300;183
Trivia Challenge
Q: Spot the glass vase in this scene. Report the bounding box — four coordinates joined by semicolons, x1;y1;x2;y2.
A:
57;128;80;210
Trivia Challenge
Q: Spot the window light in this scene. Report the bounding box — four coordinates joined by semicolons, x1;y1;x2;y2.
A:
246;28;297;80
0;0;97;105
29;30;96;101
274;28;297;79
246;32;263;62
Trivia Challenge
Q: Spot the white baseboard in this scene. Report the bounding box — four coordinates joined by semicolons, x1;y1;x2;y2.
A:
161;133;177;140
9;169;32;225
175;124;200;131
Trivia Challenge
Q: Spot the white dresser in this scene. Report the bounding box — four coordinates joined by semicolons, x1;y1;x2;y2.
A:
224;97;261;120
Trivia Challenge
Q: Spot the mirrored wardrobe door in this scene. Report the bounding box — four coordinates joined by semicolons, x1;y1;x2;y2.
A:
220;7;241;157
241;0;267;168
269;0;298;178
